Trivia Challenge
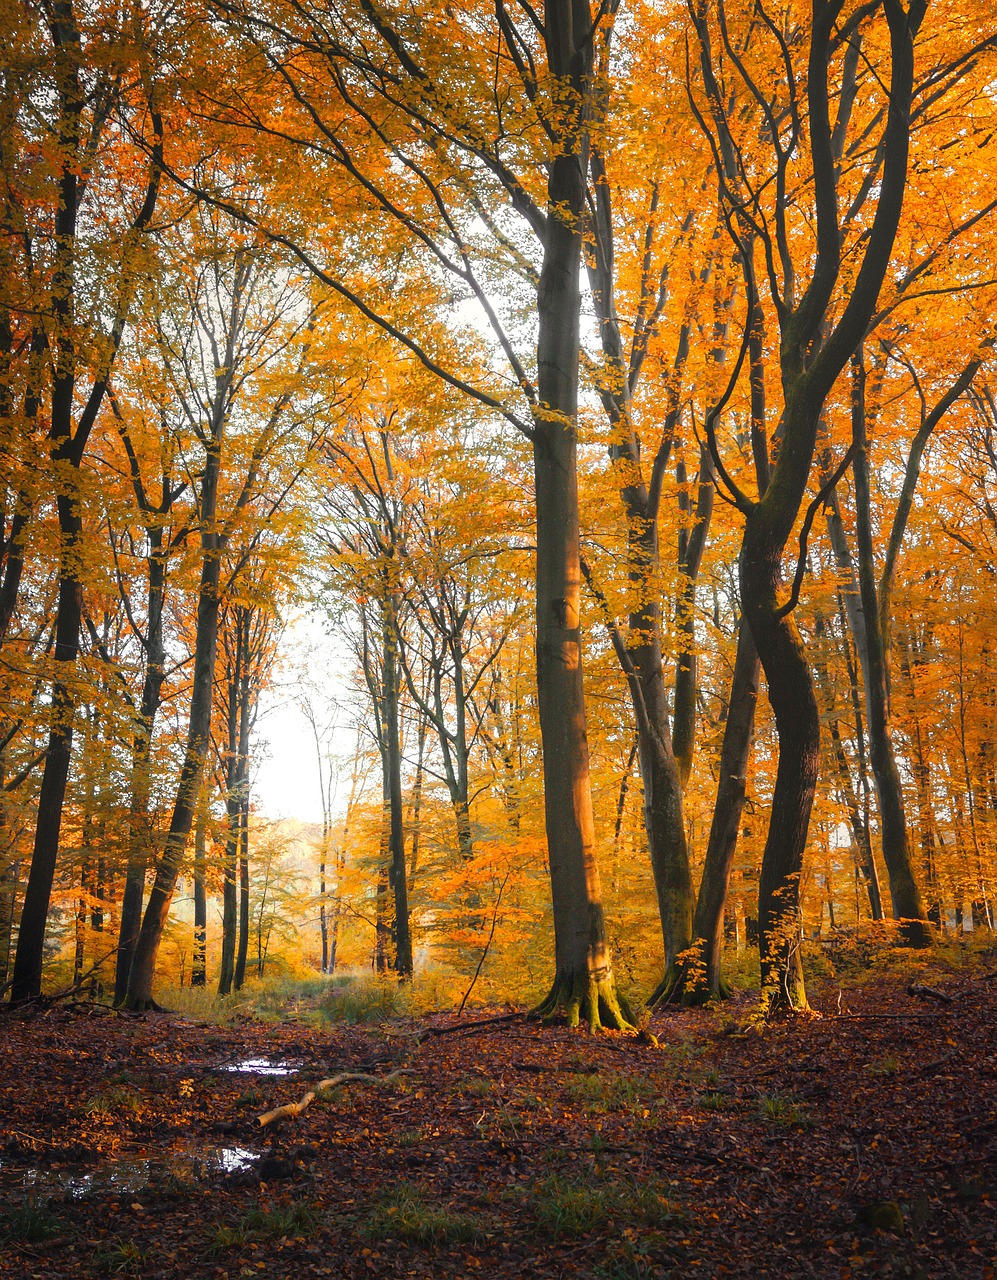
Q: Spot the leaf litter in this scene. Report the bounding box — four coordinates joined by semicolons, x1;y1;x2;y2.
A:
0;969;994;1279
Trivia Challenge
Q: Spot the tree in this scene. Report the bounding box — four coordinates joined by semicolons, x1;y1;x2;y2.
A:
10;0;163;1000
689;0;932;1008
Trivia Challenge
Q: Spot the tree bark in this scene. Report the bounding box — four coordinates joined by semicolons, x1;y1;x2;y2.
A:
851;354;930;943
530;4;629;1029
192;801;207;987
683;619;761;1003
124;412;224;1008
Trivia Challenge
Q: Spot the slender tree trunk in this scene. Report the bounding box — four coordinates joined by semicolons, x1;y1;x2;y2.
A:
408;713;427;878
192;801;207;987
683;619;761;1002
319;845;329;973
235;827;250;990
677;298;769;1006
531;1;630;1029
114;529;167;1004
673;448;715;787
125;436;224;1008
382;609;412;978
234;634;252;991
851;356;930;943
12;502;85;1000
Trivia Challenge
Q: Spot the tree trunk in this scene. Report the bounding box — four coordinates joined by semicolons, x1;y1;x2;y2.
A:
382;610;412;978
11;503;85;1001
682;619;761;1003
124;432;224;1009
851;358;930;943
235;823;249;990
192;801;207;987
114;527;168;1005
741;535;815;1011
531;1;630;1030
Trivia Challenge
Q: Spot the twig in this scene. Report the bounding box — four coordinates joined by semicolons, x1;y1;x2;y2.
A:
826;1013;943;1022
385;1010;528;1044
457;873;510;1016
256;1068;414;1128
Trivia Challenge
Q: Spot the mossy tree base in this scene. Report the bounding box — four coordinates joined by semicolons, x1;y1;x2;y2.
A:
647;940;736;1008
121;996;166;1013
535;968;635;1031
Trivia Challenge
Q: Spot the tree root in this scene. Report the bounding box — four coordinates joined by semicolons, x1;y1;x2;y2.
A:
534;968;635;1031
256;1068;415;1128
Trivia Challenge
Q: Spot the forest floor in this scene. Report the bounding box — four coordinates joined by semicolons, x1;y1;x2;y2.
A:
1;955;995;1280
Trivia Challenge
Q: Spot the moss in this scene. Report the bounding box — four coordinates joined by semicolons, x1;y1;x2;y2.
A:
536;967;635;1031
856;1201;905;1233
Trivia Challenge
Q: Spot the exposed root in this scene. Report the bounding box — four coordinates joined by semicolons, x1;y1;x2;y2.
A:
647;939;736;1009
121;996;167;1013
534;968;635;1031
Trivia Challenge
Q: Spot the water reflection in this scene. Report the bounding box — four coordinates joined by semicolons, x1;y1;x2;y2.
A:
222;1059;295;1076
0;1145;260;1198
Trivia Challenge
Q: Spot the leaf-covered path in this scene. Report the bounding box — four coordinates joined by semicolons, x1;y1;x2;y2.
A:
1;969;994;1279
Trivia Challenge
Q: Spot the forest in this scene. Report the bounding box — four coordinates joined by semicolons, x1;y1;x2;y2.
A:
0;0;995;1277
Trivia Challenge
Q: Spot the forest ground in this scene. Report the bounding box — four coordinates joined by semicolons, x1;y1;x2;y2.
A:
1;951;995;1280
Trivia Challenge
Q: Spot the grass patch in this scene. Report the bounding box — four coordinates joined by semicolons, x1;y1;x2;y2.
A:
757;1094;810;1128
368;1183;483;1245
318;976;405;1025
211;1199;318;1253
697;1091;731;1112
458;1074;493;1098
866;1054;902;1077
0;1198;66;1243
92;1237;148;1274
565;1073;656;1115
83;1084;143;1120
530;1174;681;1239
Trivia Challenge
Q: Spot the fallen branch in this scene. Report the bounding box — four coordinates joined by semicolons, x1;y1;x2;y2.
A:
256;1068;414;1128
907;981;954;1004
385;1010;528;1044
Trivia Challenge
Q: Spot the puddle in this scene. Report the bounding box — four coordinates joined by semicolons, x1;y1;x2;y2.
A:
222;1058;296;1076
0;1146;260;1199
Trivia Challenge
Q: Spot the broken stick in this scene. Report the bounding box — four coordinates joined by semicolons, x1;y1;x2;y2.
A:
256;1068;414;1128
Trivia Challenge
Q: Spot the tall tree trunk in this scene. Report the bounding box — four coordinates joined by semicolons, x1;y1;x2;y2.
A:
235;827;250;990
192;800;207;987
684;618;761;1003
10;5;160;1001
114;527;168;1005
531;1;630;1030
382;609;412;978
12;501;85;1000
676;298;769;1006
851;355;930;943
124;428;224;1009
234;628;252;991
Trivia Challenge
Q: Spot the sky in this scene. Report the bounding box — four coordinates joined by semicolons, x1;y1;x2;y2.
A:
250;612;359;826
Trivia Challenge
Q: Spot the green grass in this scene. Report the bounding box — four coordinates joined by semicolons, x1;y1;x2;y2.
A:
318;976;405;1024
1;1198;66;1243
211;1199;318;1253
458;1074;493;1098
83;1083;143;1120
92;1237;148;1274
565;1073;656;1115
757;1093;810;1128
368;1183;483;1245
530;1174;681;1239
697;1091;731;1112
865;1054;902;1076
